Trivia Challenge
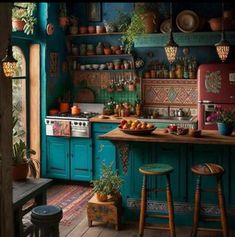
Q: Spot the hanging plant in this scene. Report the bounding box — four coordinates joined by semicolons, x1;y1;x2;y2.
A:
121;9;145;54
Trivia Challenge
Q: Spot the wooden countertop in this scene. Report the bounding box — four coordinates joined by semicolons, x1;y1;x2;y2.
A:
99;128;235;145
90;116;138;123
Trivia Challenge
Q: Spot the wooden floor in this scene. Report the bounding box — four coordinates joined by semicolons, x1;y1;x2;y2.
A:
62;216;235;237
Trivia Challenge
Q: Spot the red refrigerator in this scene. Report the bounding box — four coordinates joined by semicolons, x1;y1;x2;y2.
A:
198;63;235;130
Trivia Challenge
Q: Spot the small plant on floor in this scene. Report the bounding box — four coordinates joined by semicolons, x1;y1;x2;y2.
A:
91;162;123;202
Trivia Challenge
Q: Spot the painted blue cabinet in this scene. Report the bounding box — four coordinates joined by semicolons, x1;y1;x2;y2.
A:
92;123;118;180
70;138;92;181
45;137;70;179
44;136;92;181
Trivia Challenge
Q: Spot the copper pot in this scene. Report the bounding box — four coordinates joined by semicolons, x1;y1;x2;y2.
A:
208;18;221;31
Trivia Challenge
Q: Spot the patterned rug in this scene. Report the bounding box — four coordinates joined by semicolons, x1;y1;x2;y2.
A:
47;183;93;227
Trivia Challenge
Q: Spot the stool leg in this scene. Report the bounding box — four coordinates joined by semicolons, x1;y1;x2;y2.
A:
217;175;228;237
166;174;176;237
139;174;147;237
191;175;201;237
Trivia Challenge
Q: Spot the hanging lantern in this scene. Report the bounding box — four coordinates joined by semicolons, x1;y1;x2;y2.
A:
215;2;230;62
165;32;178;64
164;2;178;64
2;38;17;78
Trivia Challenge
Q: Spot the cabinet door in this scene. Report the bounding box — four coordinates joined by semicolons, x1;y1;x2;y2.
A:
92;123;117;180
93;133;116;180
45;137;70;179
70;138;92;181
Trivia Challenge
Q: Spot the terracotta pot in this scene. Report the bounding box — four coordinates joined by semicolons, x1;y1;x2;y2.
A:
12;163;28;181
141;11;159;33
96;25;105;34
104;48;112;55
12;19;25;32
223;10;235;20
208;18;221;32
96;193;108;202
59;102;69;113
88;26;96;33
79;26;87;34
59;17;69;28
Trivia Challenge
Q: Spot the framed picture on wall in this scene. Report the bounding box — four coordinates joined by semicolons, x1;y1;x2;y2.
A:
87;2;102;22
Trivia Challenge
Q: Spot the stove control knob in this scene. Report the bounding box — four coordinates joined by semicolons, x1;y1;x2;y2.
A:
83;122;86;126
74;122;78;125
79;122;82;126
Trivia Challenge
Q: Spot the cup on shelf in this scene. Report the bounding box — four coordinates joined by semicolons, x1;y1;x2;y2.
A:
79;26;87;34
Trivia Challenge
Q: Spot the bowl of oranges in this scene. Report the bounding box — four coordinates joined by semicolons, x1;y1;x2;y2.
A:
118;119;156;135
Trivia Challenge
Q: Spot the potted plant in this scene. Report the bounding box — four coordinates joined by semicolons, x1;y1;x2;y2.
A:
208;107;235;136
12;3;37;35
91;162;123;202
59;2;69;29
12;114;39;180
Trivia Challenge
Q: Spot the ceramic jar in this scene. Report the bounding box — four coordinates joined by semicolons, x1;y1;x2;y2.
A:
96;25;105;34
88;26;96;33
79;26;87;34
79;44;86;56
96;42;104;55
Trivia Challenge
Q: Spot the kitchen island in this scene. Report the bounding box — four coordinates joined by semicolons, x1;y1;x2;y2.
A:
99;128;235;228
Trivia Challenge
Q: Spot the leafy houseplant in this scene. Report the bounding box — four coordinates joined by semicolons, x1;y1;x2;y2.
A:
12;113;39;180
12;2;37;35
121;9;145;54
91;163;123;202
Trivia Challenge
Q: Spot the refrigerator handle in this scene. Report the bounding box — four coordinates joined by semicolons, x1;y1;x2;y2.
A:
198;100;214;104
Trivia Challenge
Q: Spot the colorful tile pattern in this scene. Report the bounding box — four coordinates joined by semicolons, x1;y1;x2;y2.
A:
142;79;198;107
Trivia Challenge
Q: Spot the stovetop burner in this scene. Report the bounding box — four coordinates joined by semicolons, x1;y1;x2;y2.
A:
47;112;100;120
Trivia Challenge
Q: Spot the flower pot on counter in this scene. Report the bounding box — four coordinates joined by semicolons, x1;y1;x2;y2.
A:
12;163;28;181
217;122;234;136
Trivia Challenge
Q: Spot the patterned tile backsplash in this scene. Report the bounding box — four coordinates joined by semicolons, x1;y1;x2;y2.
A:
142;79;198;116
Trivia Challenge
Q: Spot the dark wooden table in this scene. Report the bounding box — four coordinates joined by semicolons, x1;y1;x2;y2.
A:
13;178;53;237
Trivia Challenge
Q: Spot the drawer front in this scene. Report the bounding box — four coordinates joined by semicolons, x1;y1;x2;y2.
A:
92;123;118;133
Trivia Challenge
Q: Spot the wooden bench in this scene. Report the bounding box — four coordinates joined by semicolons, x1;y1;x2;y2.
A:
87;194;122;230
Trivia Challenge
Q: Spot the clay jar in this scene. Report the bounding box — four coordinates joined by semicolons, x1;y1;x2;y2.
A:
69;26;78;35
88;26;96;33
59;102;69;113
104;48;112;55
71;105;80;115
111;45;120;54
96;25;105;34
79;26;87;34
208;18;221;31
96;42;104;55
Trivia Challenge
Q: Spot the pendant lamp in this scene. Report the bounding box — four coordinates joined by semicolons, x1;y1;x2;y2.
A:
2;38;17;78
164;2;178;64
215;2;230;62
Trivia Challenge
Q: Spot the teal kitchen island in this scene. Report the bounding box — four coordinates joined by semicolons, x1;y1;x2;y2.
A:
99;128;235;228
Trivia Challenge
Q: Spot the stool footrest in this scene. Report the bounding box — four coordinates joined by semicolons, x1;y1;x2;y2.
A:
147;188;166;193
201;188;218;193
200;216;221;222
197;227;223;232
144;224;170;231
146;214;169;219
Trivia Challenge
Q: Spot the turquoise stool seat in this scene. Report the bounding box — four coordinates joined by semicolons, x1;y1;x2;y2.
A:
139;163;176;237
31;205;63;237
139;163;174;176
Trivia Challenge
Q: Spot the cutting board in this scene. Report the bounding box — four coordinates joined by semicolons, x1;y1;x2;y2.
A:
77;88;95;103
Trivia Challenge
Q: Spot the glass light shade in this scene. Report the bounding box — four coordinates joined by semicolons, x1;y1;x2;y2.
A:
215;38;230;63
164;32;178;64
2;40;17;77
2;61;17;77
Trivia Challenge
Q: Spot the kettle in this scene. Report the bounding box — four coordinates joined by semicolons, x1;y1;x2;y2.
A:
177;108;185;117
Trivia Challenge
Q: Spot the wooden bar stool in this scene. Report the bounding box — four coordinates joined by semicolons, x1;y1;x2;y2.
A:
31;205;63;237
138;163;176;237
191;163;228;237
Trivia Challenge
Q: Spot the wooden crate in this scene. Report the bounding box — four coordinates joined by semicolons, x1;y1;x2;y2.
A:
87;194;122;230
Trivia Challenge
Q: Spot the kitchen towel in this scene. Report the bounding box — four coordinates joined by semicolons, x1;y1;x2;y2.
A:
52;120;71;137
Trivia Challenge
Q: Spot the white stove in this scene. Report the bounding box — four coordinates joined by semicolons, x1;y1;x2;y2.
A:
45;103;104;138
